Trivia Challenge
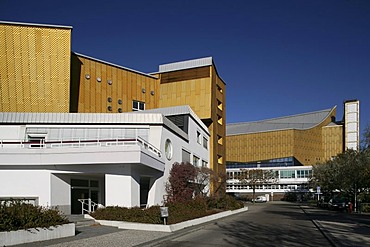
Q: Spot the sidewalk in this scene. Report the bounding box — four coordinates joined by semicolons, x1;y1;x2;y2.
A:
15;225;172;247
14;207;249;247
301;205;370;247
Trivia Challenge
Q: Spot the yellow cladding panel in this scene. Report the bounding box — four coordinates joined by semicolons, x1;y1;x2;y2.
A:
226;130;295;163
72;55;158;113
0;24;71;112
226;108;338;166
159;67;212;119
322;125;343;161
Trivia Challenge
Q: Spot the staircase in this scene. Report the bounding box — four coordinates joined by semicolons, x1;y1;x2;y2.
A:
65;215;97;229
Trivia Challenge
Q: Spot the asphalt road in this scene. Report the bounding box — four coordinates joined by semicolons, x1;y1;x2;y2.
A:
150;202;331;247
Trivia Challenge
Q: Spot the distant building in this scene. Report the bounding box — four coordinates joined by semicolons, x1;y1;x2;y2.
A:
226;100;360;199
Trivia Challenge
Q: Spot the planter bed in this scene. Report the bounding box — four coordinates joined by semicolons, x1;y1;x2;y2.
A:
0;223;75;246
95;206;248;232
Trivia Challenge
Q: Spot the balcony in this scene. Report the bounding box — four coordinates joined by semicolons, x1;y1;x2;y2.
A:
0;137;164;171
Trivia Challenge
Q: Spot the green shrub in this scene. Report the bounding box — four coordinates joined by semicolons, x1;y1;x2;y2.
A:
91;195;244;225
0;200;69;232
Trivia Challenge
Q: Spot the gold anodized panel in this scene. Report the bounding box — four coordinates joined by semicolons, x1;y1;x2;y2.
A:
226;108;339;166
0;23;71;112
72;54;159;113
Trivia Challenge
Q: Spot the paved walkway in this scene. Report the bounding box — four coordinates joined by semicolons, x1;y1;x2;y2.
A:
15;203;370;247
301;205;370;247
15;225;171;247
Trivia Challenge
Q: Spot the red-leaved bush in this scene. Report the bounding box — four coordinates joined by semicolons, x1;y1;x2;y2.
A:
166;162;197;203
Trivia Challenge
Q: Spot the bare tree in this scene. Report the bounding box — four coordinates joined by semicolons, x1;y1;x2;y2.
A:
236;169;277;203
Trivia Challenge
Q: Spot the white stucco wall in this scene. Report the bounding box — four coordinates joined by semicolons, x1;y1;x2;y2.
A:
105;173;140;207
50;174;71;214
146;116;210;206
0;170;51;206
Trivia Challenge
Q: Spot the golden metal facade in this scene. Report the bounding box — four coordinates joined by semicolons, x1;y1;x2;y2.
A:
158;66;226;175
0;23;71;112
71;54;159;113
226;108;343;166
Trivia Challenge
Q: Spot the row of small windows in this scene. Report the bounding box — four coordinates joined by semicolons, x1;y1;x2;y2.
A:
183;149;208;167
227;169;312;179
226;184;309;190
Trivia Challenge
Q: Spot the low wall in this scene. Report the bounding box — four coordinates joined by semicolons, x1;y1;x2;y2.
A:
0;223;75;246
96;206;249;232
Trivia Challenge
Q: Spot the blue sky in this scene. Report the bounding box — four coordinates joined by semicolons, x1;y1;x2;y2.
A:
1;0;369;139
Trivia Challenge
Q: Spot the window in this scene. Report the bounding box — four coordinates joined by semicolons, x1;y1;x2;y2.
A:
202;160;208;167
280;170;295;179
182;149;191;163
217;115;223;125
132;100;145;111
193;155;200;166
297;170;312;178
217;99;223;110
28;133;46;148
165;139;173;161
217;135;223;145
203;137;208;149
197;131;201;144
216;84;223;93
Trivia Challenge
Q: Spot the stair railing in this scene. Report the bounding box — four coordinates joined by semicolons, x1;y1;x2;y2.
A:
77;198;98;214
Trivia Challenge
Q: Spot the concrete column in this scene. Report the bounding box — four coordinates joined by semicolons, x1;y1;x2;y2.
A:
105;174;140;207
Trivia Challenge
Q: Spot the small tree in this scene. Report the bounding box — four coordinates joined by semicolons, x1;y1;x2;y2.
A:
236;169;277;203
312;149;370;210
165;162;197;203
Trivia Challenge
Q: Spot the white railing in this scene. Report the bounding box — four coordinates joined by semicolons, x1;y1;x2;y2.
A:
78;198;98;214
0;137;162;158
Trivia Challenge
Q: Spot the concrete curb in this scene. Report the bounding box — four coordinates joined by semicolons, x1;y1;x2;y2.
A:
299;206;337;247
95;206;249;233
0;223;75;246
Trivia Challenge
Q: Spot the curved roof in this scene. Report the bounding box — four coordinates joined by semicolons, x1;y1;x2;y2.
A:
226;107;336;136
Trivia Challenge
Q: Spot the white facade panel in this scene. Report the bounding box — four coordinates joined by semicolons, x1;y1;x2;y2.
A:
0;170;51;206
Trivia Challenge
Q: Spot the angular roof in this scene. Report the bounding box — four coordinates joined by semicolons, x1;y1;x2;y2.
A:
73;52;157;79
226;107;336;136
158;57;213;73
141;105;210;136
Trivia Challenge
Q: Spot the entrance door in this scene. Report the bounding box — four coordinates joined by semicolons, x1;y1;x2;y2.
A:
71;188;89;214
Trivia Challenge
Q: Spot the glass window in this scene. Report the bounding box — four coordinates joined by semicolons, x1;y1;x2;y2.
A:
197;131;201;144
90;180;99;187
280;170;295;179
132;100;145;111
193;155;200;166
71;179;89;187
202;160;208;167
203;137;208;149
182;149;191;163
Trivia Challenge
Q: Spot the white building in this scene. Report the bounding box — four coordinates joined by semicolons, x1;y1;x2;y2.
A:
226;165;313;200
0;105;210;214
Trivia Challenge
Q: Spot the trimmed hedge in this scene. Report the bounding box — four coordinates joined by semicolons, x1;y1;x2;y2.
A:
0;200;69;232
91;195;244;225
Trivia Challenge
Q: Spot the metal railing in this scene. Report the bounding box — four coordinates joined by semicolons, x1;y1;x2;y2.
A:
0;136;162;158
78;198;98;214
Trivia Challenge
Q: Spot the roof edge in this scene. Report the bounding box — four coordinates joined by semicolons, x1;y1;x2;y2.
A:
0;20;73;29
73;52;158;79
227;107;336;126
